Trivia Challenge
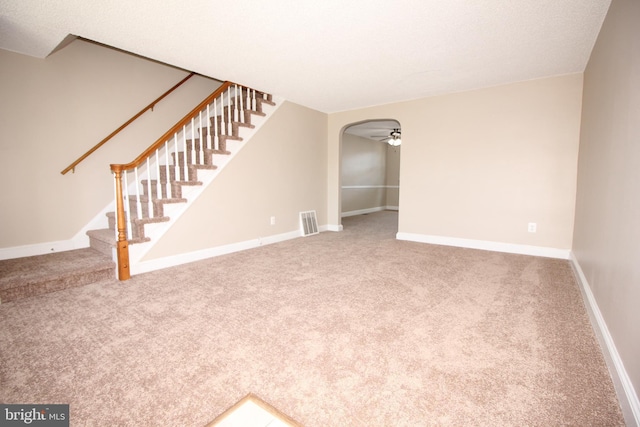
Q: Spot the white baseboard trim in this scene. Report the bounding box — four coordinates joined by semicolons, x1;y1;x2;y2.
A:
395;232;571;259
325;224;343;232
342;207;385;217
0;239;83;260
341;185;399;189
131;227;318;276
341;206;398;218
569;252;640;426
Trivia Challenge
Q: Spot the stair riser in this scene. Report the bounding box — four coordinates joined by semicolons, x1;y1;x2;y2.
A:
208;118;253;139
128;199;171;220
90;234;114;257
133;222;145;240
159;164;199;182
141;181;184;199
171;149;221;167
107;212;116;231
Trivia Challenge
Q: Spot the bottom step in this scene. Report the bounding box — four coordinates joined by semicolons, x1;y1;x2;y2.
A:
0;248;115;303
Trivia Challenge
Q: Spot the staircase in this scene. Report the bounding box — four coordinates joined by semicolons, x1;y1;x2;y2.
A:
0;83;278;303
87;83;277;278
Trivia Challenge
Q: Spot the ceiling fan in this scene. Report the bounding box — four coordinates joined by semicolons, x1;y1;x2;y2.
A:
373;128;402;146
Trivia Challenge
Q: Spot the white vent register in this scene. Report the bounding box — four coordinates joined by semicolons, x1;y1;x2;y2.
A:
299;210;319;236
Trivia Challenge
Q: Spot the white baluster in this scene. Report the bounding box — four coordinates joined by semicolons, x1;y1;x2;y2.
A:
227;88;232;135
246;87;251;114
221;93;226;135
113;176;119;241
206;104;212;151
146;159;153;218
190;117;196;165
164;141;171;198
252;89;256;110
123;170;132;240
134;166;142;221
182;125;188;181
213;98;219;151
234;84;239;123
198;111;203;162
239;86;245;124
155;149;161;200
173;134;180;182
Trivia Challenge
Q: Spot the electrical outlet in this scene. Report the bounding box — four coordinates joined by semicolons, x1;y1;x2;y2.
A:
528;222;537;233
270;216;276;225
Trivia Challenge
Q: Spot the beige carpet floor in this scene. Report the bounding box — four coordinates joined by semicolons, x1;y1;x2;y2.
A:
0;211;624;426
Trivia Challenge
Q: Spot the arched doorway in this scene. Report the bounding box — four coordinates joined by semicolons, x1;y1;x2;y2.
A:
340;119;401;232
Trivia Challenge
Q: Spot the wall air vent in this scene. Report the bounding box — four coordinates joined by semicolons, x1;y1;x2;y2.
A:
299;210;319;236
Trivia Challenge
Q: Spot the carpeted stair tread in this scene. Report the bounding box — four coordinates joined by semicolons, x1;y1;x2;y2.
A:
173;180;203;186
0;248;115;303
132;216;170;225
129;196;188;204
127;236;151;244
190;164;218;171
157;197;188;204
237;122;255;129
87;227;115;241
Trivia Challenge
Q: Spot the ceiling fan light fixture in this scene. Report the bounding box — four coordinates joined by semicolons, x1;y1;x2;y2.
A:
387;128;401;146
388;137;401;146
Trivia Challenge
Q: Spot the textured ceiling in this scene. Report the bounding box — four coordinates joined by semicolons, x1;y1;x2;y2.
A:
0;0;611;113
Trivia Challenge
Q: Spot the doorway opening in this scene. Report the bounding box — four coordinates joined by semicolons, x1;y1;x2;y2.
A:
340;119;401;233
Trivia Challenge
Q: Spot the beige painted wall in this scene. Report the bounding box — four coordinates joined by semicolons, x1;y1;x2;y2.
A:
342;133;387;186
0;39;221;250
385;145;401;207
143;100;328;259
328;74;583;250
573;0;640;410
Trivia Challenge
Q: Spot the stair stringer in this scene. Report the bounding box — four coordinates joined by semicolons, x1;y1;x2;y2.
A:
126;96;284;275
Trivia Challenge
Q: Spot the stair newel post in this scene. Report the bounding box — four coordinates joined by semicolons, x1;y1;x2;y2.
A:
111;166;131;281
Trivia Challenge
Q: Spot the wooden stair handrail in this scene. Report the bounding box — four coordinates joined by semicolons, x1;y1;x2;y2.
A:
61;72;196;175
110;81;233;173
